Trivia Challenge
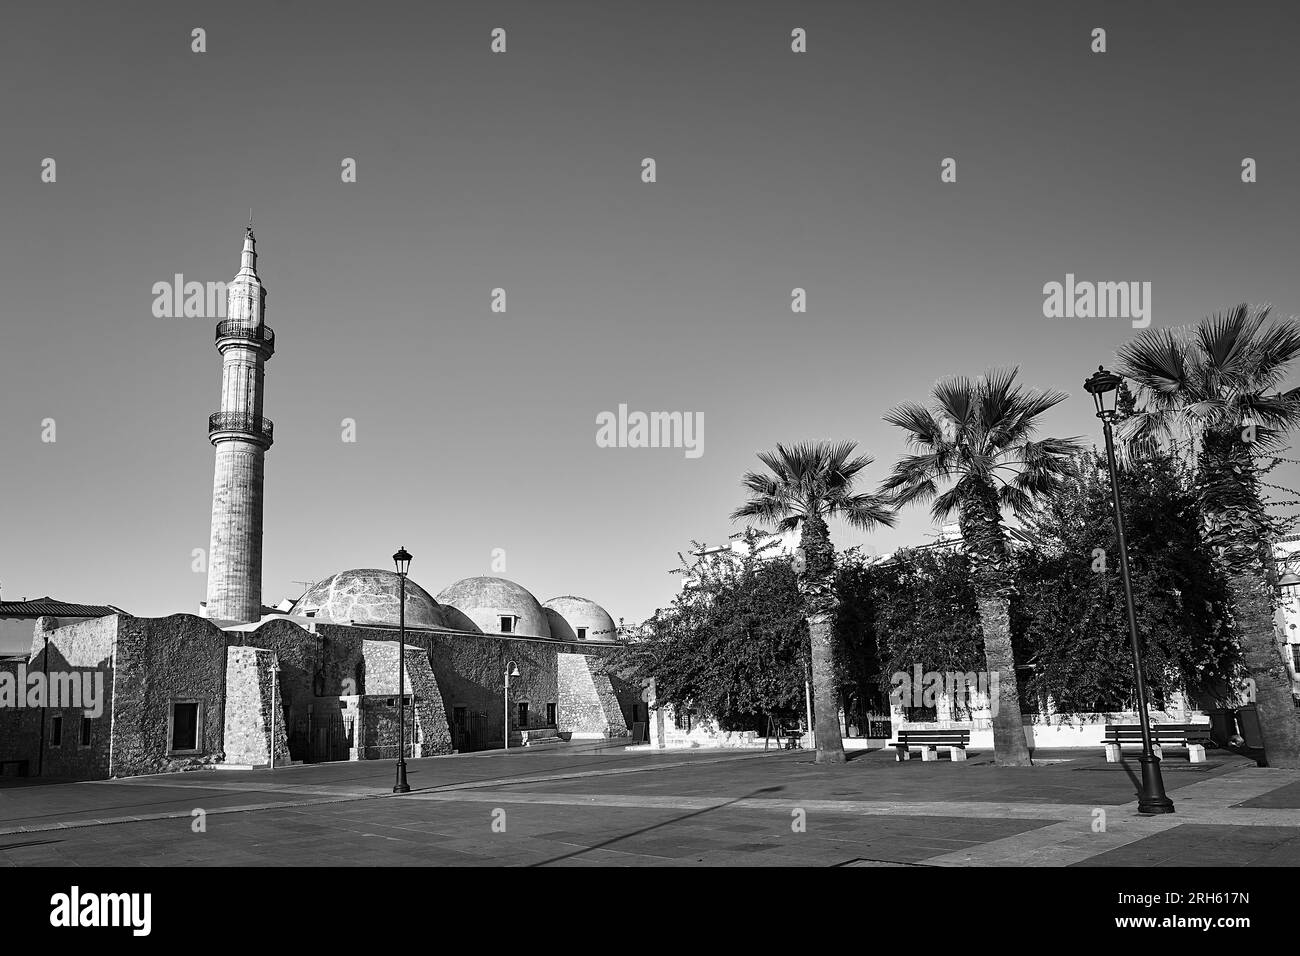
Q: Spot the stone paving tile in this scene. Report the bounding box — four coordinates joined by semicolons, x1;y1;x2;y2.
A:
1071;823;1300;866
1234;779;1300;809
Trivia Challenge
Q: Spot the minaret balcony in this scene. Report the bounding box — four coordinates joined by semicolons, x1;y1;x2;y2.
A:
208;412;274;448
215;320;275;357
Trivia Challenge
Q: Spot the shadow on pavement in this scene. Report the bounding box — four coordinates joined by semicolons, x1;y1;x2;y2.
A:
526;785;787;867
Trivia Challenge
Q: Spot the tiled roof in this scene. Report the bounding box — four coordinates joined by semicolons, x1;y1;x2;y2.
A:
0;596;125;618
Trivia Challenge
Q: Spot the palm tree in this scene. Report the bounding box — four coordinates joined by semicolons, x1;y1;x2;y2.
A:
1117;304;1300;768
881;369;1082;766
732;441;896;764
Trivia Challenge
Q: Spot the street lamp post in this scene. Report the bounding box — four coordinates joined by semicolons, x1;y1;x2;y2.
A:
503;661;520;750
392;546;412;794
1083;366;1175;815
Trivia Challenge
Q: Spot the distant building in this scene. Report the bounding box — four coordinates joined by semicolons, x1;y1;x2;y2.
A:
0;597;125;657
679;527;801;590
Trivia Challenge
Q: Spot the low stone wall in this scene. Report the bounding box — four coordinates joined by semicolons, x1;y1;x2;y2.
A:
646;705;765;749
892;711;1211;749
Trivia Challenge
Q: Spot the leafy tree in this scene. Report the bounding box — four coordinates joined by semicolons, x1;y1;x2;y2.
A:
866;547;986;718
831;548;885;729
882;368;1082;765
615;530;809;726
1117;305;1300;766
732;441;895;763
1016;452;1238;715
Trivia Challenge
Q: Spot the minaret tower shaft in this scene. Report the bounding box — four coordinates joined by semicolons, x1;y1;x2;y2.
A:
205;222;275;623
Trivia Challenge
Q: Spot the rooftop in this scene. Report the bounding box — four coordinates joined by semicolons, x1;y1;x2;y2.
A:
0;596;126;618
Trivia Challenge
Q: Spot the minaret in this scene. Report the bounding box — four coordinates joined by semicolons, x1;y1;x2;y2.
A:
205;220;274;623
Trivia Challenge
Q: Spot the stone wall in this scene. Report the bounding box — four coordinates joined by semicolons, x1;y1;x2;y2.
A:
2;612;628;780
239;619;366;762
222;646;292;766
557;653;629;738
109;614;230;777
361;694;416;759
19;616;117;778
591;655;642;731
360;639;453;756
414;631;560;748
0;659;44;775
1;614;98;657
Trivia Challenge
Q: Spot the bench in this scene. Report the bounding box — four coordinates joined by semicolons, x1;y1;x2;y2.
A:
0;759;29;778
1103;723;1211;763
777;725;804;750
892;730;970;762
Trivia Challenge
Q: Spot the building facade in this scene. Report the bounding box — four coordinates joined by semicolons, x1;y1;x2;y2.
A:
0;227;632;780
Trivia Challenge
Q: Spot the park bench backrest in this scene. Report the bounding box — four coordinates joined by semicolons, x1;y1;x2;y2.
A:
1103;724;1211;743
897;730;971;743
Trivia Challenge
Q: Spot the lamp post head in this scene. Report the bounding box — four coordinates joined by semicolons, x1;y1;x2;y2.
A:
1083;365;1123;420
392;546;412;577
506;661;520;678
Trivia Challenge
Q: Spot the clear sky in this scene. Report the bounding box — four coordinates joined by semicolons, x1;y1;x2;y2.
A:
2;0;1299;627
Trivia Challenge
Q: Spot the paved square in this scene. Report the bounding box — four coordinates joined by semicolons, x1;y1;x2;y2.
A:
1;743;1297;866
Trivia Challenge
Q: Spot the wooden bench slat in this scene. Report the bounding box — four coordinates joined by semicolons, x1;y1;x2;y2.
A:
895;741;968;746
895;732;969;748
1104;724;1210;731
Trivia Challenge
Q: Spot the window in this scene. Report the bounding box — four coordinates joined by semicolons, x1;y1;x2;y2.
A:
50;715;63;748
80;717;93;747
499;616;514;634
169;700;201;753
546;702;556;726
1293;645;1300;670
517;702;528;727
576;627;587;640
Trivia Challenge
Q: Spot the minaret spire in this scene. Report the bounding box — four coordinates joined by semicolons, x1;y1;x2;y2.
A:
205;222;275;624
238;215;258;280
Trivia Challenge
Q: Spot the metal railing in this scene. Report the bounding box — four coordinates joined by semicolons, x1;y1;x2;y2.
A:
208;412;274;444
215;320;275;354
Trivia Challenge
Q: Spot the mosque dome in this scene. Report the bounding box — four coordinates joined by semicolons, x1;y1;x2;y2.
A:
542;596;618;642
292;569;442;628
435;576;551;638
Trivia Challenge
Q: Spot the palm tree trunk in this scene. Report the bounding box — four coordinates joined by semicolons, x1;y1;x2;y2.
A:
976;593;1032;766
807;611;845;764
1228;570;1300;768
798;514;845;764
961;487;1032;767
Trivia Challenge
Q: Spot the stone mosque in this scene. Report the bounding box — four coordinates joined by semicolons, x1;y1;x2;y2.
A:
0;226;637;780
